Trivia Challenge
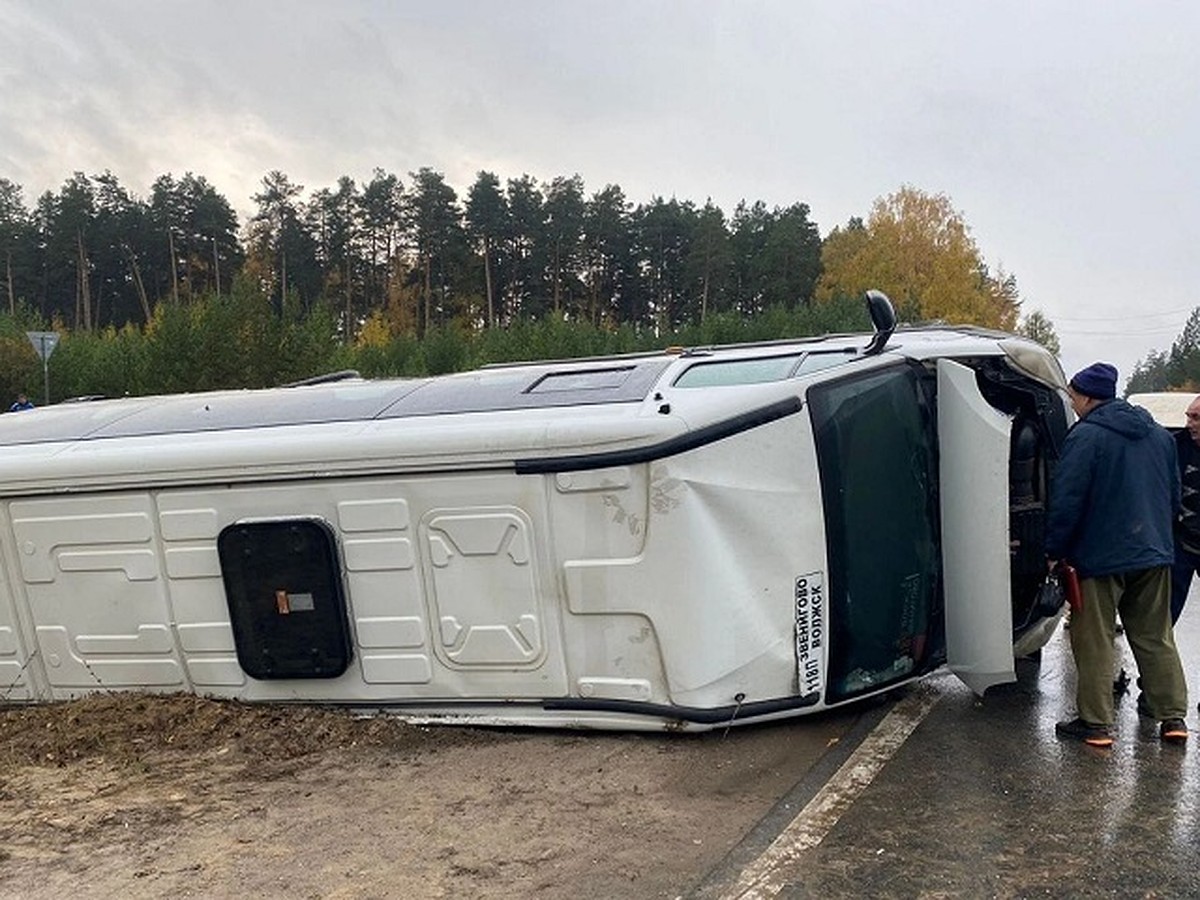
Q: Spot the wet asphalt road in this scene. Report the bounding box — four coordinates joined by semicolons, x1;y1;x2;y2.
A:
693;604;1200;899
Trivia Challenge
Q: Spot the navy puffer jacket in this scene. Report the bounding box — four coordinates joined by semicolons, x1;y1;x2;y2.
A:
1045;399;1180;578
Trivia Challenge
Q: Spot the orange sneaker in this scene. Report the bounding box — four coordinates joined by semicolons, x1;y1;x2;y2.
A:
1055;718;1114;748
1160;719;1188;743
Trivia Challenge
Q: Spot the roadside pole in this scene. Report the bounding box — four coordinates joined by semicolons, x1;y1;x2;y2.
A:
25;331;60;406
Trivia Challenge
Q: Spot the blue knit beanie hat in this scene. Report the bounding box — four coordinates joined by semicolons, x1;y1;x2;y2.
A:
1069;362;1118;400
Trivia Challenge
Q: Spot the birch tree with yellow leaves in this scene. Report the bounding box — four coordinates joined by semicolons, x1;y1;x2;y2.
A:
815;186;1020;330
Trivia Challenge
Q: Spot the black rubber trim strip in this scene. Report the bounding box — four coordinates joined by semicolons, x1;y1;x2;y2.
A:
514;395;804;474
335;691;821;724
541;690;821;723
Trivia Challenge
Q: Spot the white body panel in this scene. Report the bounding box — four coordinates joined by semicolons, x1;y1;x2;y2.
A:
0;421;822;725
937;360;1017;694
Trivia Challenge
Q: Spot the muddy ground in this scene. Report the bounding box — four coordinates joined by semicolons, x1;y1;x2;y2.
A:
0;694;854;899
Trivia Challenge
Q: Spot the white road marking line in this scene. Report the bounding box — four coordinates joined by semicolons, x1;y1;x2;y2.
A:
721;686;941;899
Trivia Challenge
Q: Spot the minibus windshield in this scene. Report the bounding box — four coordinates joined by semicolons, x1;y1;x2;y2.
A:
808;364;942;701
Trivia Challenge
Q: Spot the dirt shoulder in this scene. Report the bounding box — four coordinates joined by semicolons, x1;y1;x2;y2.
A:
0;694;855;899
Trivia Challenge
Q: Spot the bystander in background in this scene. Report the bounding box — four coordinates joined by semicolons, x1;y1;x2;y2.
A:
8;393;34;411
1171;394;1200;624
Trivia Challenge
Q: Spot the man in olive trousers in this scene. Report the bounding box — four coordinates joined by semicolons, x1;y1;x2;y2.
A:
1046;362;1189;747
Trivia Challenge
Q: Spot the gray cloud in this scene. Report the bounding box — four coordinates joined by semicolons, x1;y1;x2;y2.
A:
1;0;1198;381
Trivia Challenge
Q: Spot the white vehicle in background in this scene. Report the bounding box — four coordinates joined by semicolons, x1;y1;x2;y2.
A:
1128;392;1194;430
0;292;1071;730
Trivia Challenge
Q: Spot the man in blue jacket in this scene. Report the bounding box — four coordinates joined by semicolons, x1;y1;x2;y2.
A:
1046;362;1189;747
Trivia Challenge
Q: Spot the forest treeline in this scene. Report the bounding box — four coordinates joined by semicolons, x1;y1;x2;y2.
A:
0;168;1044;402
1128;308;1200;393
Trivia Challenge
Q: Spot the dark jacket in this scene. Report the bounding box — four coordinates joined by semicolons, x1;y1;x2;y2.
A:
1046;399;1180;578
1173;429;1200;553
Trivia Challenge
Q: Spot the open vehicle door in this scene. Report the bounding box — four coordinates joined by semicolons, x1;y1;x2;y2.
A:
937;359;1016;694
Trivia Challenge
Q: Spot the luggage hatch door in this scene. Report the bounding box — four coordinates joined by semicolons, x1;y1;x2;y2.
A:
937;359;1015;694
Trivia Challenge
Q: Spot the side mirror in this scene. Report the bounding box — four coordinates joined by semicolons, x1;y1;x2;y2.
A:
864;290;896;356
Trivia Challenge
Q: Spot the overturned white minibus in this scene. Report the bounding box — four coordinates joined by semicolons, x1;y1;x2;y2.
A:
0;294;1070;730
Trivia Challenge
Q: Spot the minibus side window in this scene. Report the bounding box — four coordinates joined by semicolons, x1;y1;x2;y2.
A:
809;365;940;702
673;354;803;388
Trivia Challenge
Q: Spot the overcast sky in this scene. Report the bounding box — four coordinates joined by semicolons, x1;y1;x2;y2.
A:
1;1;1198;386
